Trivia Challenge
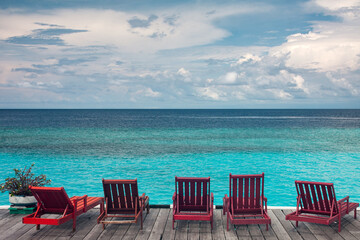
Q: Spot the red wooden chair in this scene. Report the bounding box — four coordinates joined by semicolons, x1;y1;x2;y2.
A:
223;173;271;231
22;186;103;231
172;177;214;229
285;181;359;232
97;179;149;229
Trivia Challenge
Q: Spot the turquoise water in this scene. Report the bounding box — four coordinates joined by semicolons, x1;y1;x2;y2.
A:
0;110;359;206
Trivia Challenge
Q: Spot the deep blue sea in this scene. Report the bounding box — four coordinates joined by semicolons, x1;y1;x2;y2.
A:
0;109;359;206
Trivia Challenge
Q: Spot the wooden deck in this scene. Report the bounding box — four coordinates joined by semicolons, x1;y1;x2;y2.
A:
0;208;359;240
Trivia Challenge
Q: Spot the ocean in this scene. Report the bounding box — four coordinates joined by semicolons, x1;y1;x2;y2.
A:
0;109;359;206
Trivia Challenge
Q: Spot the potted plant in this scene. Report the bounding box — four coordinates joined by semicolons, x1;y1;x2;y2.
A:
0;163;51;206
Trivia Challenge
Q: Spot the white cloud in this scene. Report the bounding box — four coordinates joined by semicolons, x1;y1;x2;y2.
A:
0;5;267;53
271;0;360;73
196;87;223;100
235;53;262;65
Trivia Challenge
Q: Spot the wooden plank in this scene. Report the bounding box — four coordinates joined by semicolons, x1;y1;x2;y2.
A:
94;221;119;240
54;210;100;240
267;210;291;240
212;210;225;240
199;221;211;240
0;212;23;232
281;209;316;240
187;220;199;240
82;217;109;240
162;209;176;240
17;214;61;240
134;208;160;240
109;222;131;240
70;209;102;240
148;208;170;240
235;224;251;240
329;221;357;240
221;210;237;240
259;223;278;240
174;220;187;240
0;217;34;240
341;217;360;240
122;210;150;240
248;224;264;240
272;209;302;240
316;223;344;240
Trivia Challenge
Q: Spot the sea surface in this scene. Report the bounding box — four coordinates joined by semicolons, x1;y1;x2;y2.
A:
0;109;359;206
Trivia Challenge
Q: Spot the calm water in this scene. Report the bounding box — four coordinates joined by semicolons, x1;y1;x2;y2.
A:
0;109;359;206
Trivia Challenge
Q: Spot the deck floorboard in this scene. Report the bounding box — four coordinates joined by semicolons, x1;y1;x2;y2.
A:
0;209;359;240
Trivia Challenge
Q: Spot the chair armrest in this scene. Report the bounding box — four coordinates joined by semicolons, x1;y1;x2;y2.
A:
73;195;88;213
223;194;228;213
262;196;268;212
338;196;350;213
139;193;146;199
172;192;177;214
210;193;214;213
337;196;349;204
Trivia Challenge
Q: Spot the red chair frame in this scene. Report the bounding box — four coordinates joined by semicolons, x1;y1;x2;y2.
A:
97;179;149;229
286;181;359;232
172;177;214;229
223;173;271;231
22;186;103;231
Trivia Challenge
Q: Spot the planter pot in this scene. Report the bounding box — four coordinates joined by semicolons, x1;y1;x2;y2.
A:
9;195;37;206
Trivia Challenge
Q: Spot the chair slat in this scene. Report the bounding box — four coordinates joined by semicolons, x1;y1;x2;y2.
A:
304;184;313;210
131;183;139;208
104;183;113;209
124;184;132;208
327;185;337;212
310;184;318;210
250;178;255;208
178;181;184;206
191;181;195;205
321;185;330;211
316;185;324;211
238;178;243;209
203;181;207;207
185;181;190;205
298;183;308;209
111;184;120;209
233;178;237;210
244;178;249;208
255;177;260;208
196;181;201;205
118;184;126;208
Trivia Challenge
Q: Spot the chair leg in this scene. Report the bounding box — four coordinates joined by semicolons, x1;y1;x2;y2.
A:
227;213;229;231
172;216;175;229
147;204;150;214
338;215;341;232
140;211;143;230
296;221;298;227
355;209;357;219
73;218;76;232
211;219;213;229
102;223;105;230
36;224;40;230
266;224;268;231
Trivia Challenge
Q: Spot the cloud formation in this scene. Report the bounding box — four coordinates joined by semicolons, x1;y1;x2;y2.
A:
0;0;359;108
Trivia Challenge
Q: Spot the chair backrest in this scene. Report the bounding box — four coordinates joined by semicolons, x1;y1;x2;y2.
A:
175;177;210;212
30;186;74;213
295;181;338;214
102;179;139;213
229;173;264;213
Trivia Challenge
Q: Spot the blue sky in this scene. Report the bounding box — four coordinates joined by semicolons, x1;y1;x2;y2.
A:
0;0;359;108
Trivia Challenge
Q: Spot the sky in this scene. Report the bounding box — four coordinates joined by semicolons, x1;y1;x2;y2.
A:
0;0;359;109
